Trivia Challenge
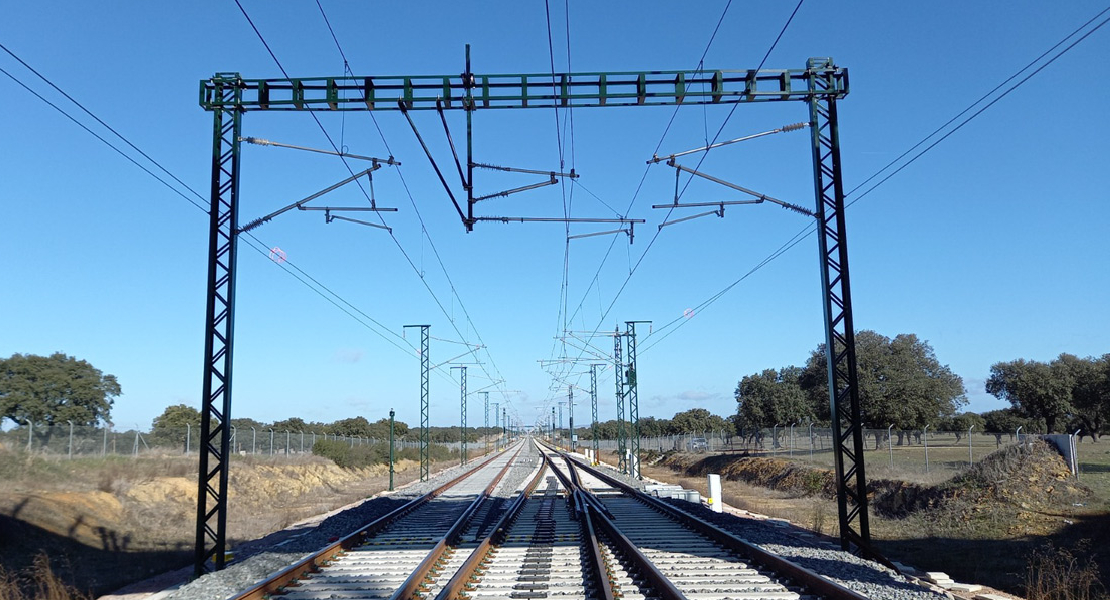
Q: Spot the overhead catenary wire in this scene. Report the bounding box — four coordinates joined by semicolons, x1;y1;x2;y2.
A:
551;0;806;399
0;30;466;390
305;1;514;404
639;6;1110;355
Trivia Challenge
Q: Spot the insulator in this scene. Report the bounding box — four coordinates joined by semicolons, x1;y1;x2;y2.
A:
781;202;816;217
781;122;808;133
239;217;265;232
242;137;272;146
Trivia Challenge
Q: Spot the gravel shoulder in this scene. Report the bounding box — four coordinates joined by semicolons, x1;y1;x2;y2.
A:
106;443;532;600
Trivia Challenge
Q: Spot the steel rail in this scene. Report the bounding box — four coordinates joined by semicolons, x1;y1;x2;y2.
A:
544;450;685;600
432;449;553;600
228;442;517;600
557;448;873;600
387;443;525;600
542;457;619;600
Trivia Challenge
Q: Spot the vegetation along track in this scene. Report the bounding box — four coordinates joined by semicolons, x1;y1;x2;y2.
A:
224;438;944;600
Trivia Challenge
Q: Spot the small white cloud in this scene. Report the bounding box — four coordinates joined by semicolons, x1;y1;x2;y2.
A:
334;348;364;364
678;390;719;401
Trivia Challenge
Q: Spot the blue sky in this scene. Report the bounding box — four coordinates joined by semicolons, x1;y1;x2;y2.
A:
1;1;1107;432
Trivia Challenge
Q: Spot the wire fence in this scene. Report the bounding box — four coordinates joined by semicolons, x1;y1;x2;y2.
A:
0;424;458;458
583;426;1043;479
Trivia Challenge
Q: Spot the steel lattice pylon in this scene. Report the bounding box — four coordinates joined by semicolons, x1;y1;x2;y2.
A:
613;327;627;474
454;366;467;465
194;73;241;577
404;325;431;482
590;364;601;462
482;391;489;454
807;58;871;554
625;321;647;479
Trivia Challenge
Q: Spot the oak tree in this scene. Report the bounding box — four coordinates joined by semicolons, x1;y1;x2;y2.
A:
0;352;120;427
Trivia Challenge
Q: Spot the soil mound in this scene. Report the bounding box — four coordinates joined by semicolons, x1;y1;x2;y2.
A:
659;440;1091;523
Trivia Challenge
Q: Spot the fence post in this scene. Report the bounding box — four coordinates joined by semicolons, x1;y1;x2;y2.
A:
968;425;975;466
789;423;796;457
285;431;290;455
809;422;815;462
26;419;32;452
103;426;108;456
186;423;191;454
251;426;257;454
133;430;140;457
67;420;74;459
923;425;930;473
300;430;304;453
231;426;236;453
389;409;395;491
888;424;894;470
269;429;274;455
772;424;779;456
311;431;316;447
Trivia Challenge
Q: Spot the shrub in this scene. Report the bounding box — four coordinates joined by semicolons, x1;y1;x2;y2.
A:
1025;540;1104;600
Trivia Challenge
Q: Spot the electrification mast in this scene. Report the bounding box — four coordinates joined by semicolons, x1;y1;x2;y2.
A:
404;325;431;482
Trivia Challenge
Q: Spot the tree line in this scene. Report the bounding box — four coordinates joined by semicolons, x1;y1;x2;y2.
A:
151;404;503;444
733;331;1109;441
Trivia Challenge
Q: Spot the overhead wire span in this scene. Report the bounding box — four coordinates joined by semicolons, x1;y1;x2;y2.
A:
0;37;471;390
640;5;1110;355
307;1;512;400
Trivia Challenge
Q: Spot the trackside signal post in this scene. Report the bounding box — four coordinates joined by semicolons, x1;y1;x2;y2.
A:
196;53;871;575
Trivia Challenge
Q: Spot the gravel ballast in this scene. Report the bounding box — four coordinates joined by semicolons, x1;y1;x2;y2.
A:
579;452;949;600
159;441;532;600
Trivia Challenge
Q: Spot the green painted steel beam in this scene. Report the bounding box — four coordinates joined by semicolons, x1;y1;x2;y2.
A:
200;62;846;112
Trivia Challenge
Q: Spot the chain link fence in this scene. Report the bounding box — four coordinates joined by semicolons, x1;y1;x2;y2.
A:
0;424;440;458
586;427;1039;480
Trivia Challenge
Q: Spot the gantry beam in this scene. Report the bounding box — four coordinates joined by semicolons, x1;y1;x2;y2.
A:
201;66;847;112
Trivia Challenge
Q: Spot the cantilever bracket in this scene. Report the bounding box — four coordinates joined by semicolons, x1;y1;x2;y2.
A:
324;209;392;233
471;162;578;203
653;158;815;226
238;165;381;233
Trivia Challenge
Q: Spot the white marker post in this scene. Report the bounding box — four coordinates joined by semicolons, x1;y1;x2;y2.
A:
708;474;723;513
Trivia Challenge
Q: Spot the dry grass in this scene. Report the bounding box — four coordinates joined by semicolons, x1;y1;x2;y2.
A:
1026;541;1104;600
0;555;90;600
0;447;462;596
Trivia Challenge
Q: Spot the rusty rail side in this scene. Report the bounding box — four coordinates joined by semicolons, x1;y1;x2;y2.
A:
387;442;525;600
433;448;552;600
229;440;520;600
565;452;873;600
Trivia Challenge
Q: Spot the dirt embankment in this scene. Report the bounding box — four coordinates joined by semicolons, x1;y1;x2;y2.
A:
0;452;420;597
658;440;1091;523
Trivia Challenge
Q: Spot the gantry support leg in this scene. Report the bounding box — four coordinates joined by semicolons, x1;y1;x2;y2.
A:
807;58;871;555
194;73;242;577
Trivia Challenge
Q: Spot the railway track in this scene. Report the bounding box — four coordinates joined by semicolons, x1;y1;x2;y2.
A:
230;440;538;600
216;437;936;600
435;442;869;600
